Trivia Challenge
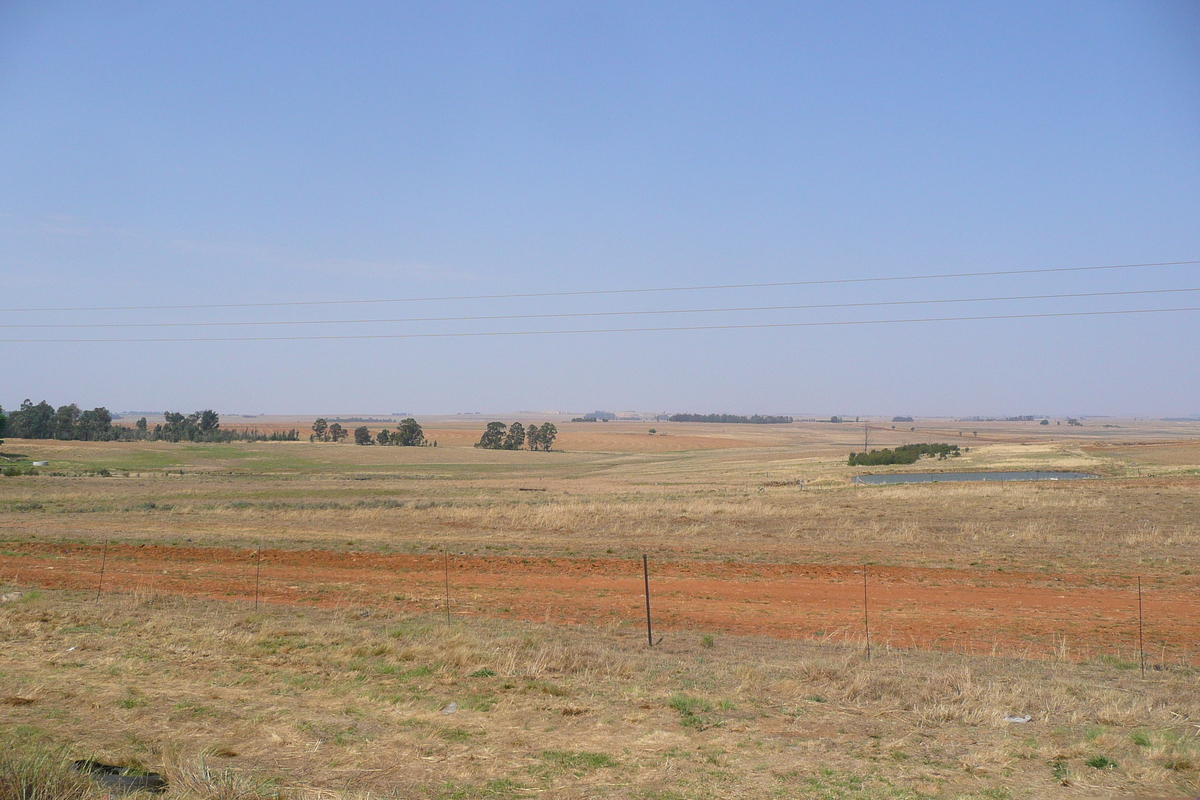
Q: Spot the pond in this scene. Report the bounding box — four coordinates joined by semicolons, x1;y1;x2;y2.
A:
852;471;1100;485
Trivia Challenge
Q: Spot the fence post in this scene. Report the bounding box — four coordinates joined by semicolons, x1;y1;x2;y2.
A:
94;539;109;603
444;547;451;625
643;554;654;646
254;544;262;612
1138;576;1145;678
863;562;871;661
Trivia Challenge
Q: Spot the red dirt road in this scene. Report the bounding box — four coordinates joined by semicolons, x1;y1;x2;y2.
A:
6;542;1198;663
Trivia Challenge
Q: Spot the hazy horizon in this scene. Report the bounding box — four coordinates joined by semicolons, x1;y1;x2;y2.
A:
7;404;1196;423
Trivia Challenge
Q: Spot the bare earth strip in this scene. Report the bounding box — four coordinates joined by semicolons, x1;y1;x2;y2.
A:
7;542;1198;665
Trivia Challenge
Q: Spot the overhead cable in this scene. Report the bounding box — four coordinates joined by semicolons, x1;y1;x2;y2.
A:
1;259;1196;313
3;306;1196;343
0;287;1195;329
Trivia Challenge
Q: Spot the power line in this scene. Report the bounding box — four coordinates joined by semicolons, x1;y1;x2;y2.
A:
1;286;1194;329
3;306;1196;343
1;259;1196;313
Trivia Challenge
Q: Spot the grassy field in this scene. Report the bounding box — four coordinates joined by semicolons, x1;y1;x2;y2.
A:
2;417;1199;798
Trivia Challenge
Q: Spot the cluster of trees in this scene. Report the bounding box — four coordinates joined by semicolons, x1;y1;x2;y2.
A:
151;411;299;442
2;400;116;441
0;401;298;443
668;413;793;424
352;418;427;446
157;410;218;441
310;418;348;442
848;443;961;466
475;421;557;451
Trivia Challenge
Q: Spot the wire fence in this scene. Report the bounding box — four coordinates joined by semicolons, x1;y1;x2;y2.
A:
3;541;1196;673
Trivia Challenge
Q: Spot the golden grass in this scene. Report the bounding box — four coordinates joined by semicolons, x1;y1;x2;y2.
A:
2;590;1199;798
4;470;1196;574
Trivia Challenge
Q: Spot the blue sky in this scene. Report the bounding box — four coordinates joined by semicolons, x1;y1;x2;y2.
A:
2;1;1198;417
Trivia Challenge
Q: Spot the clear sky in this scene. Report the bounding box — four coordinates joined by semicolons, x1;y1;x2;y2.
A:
2;1;1198;418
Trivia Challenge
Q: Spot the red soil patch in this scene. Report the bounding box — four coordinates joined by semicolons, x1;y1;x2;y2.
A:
7;542;1198;664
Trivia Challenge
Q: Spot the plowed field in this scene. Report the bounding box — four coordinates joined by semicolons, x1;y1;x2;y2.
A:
9;541;1198;664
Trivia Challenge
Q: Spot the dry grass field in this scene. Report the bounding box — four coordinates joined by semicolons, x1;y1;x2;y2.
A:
2;417;1200;798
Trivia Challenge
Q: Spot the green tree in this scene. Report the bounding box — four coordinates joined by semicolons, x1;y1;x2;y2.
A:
135;417;148;434
0;406;6;446
199;409;220;433
476;421;507;449
376;428;391;445
8;400;54;439
526;424;542;451
51;404;81;440
504;421;526;450
353;425;372;445
312;418;328;442
536;422;557;451
161;411;195;442
328;422;347;442
394;418;425;446
76;408;112;441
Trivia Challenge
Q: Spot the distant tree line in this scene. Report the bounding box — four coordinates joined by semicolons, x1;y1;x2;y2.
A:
570;411;618;422
847;443;961;466
349;418;430;446
475;421;557;451
0;400;298;442
668;413;793;424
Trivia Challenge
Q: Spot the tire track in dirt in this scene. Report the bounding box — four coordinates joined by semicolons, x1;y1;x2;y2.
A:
5;542;1198;663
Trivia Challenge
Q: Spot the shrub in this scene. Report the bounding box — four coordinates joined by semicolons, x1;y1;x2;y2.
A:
848;443;960;466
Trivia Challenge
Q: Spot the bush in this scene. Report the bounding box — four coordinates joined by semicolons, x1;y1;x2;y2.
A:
848;443;960;466
2;465;37;477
